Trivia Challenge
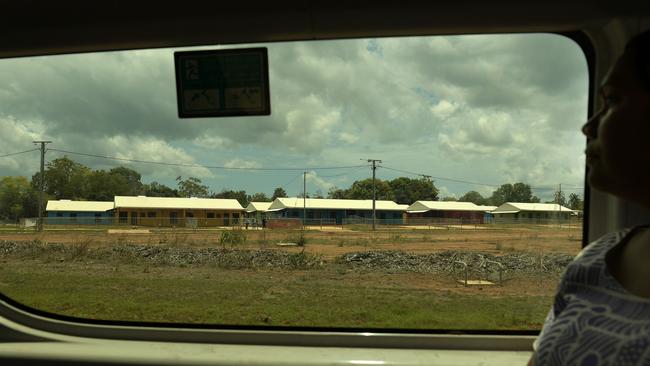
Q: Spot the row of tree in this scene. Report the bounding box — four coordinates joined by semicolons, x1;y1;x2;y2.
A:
0;157;292;221
0;156;583;221
326;177;438;203
448;183;583;211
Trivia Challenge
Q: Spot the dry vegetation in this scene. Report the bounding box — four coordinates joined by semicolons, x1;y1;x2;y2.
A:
0;224;581;330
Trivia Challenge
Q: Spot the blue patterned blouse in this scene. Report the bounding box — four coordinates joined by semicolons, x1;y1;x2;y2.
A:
533;227;650;365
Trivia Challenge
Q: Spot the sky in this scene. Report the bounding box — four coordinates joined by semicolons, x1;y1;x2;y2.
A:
0;33;588;201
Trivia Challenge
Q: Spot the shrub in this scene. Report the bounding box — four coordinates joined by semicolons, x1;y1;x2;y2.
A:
220;230;246;248
288;250;309;268
296;234;307;247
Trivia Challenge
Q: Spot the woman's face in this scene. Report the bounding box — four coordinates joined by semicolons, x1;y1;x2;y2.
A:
582;51;650;205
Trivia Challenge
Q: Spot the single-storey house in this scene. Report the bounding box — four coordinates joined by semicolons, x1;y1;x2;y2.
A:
267;197;407;225
490;202;574;222
405;201;492;224
46;200;115;224
113;196;244;227
245;201;272;222
476;205;498;223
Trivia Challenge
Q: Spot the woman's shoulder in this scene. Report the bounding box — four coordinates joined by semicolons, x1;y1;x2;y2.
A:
570;228;634;266
556;228;635;293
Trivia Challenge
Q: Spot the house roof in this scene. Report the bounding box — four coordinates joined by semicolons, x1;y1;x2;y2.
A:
46;200;114;212
406;201;486;212
492;202;574;213
245;202;273;213
268;197;407;211
476;205;498;211
114;196;244;210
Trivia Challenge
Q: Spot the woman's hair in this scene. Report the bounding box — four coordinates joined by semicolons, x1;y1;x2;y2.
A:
625;30;650;90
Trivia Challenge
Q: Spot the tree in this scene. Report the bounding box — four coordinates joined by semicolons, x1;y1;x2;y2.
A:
86;167;145;201
108;166;143;196
327;187;347;199
0;176;38;221
142;181;178;197
212;189;249;206
342;178;394;201
313;189;324;199
271;187;287;200
488;182;539;206
553;190;567;206
458;190;486;205
32;156;91;199
86;170;125;201
387;177;438;204
441;196;457;201
177;177;209;198
568;193;583;211
249;192;270;202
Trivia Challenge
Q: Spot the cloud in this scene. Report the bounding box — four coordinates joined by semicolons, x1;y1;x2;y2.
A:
0;116;48;176
46;134;214;180
0;33;588;201
437;186;456;199
223;159;261;169
306;171;335;193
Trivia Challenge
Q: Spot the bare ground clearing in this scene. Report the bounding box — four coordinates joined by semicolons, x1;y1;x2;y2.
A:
0;226;582;260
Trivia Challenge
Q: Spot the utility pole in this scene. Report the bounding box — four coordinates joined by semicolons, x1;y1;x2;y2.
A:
367;159;382;231
33;140;51;232
303;170;307;231
558;183;562;224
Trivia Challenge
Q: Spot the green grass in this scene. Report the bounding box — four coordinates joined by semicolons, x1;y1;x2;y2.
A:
0;261;550;329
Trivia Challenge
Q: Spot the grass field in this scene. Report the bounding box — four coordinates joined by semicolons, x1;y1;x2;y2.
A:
0;225;580;330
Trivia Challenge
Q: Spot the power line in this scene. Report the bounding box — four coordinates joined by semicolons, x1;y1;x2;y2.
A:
48;148;366;172
318;165;369;178
278;171;304;191
0;148;40;158
381;165;584;192
40;147;585;192
531;186;584;191
381;165;500;188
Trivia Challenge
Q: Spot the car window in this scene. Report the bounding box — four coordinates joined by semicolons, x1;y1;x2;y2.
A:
0;33;587;330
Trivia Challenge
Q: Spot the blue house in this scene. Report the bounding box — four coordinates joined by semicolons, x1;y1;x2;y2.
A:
267;197;407;225
46;200;115;225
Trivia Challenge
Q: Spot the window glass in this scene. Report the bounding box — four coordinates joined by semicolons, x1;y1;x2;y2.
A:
0;33;587;330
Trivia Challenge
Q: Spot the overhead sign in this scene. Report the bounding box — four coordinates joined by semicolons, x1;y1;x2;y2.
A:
174;48;270;118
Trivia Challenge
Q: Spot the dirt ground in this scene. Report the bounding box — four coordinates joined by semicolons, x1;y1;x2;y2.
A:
0;225;582;260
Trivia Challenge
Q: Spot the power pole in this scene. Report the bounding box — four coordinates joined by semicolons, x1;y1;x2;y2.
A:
33;140;51;232
367;159;382;230
558;183;562;223
303;170;307;231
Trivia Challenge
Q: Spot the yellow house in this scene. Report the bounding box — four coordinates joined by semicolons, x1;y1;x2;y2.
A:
114;196;244;227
